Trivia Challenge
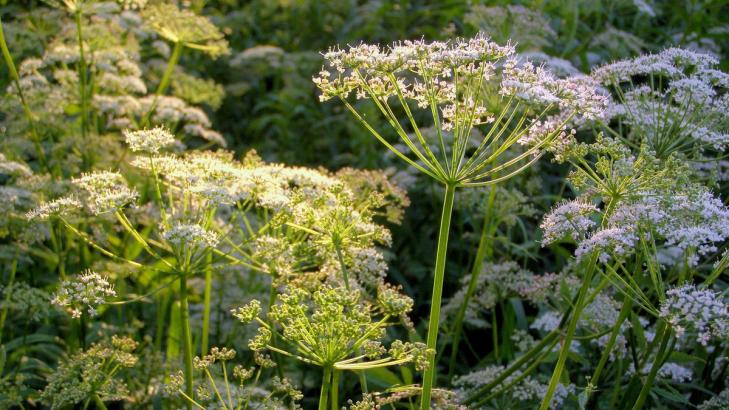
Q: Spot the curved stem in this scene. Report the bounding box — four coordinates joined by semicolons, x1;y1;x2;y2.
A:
447;186;497;380
420;183;456;410
319;366;332;410
180;274;194;410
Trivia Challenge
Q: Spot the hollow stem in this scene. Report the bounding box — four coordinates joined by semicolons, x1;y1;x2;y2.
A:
180;274;194;410
420;183;456;410
447;186;497;380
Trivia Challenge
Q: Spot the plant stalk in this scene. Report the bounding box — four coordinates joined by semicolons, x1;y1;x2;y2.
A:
447;186;497;380
0;17;48;172
330;369;340;410
420;183;456;410
539;254;597;410
319;366;332;410
632;322;671;410
180;274;194;410
201;252;213;355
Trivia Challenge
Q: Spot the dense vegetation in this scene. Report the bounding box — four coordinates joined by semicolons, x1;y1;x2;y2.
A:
1;1;729;409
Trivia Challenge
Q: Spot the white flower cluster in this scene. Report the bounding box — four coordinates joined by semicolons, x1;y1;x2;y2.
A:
95;95;226;147
542;186;729;265
315;33;606;124
27;171;138;219
659;284;728;346
454;365;574;409
162;222;219;249
51;270;116;318
123;126;176;154
443;262;556;328
25;197;82;220
72;171;139;215
594;47;729;156
628;361;693;383
541;199;598;245
575;227;638;263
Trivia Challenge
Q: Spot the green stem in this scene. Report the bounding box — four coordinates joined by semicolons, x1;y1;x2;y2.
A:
0;255;18;345
319;367;332;410
154;290;170;352
330;369;339;410
73;11;89;157
420;183;456;410
142;41;183;127
539;255;597;410
156;41;183;96
180;274;194;410
474;335;561;406
334;243;350;290
201;252;213;356
93;394;108;410
632;323;671;410
465;330;560;403
587;295;632;401
0;17;48;172
447;186;497;380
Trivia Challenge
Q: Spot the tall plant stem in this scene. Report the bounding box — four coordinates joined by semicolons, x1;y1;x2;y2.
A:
587;295;632;402
539;255;597;410
632;322;671;410
330;369;340;410
420;183;456;410
73;11;89;141
0;17;48;172
447;186;497;380
319;366;332;410
179;274;194;410
201;252;213;355
0;255;17;345
142;41;183;127
156;41;183;96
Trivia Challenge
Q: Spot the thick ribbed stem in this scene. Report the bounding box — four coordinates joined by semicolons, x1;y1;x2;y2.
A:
420;183;456;410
